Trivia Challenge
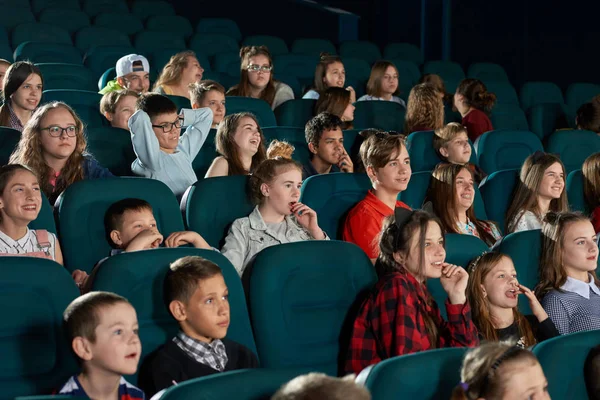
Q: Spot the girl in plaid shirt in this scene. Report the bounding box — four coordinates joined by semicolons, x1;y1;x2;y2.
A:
346;208;479;374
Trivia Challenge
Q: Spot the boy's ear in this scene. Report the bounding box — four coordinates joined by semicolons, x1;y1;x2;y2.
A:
439;146;449;158
169;300;187;322
366;165;378;183
116;76;126;88
191;103;200;110
72;337;93;361
104;112;114;122
110;230;122;246
308;142;318;155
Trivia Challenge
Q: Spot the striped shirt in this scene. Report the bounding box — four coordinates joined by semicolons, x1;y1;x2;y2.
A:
0;228;57;260
58;375;145;399
541;274;600;335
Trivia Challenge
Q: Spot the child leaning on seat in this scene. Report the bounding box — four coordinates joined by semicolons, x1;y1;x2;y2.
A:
129;93;213;199
82;198;212;292
138;256;258;396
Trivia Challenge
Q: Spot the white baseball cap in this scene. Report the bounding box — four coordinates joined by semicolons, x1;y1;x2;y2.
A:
115;54;150;77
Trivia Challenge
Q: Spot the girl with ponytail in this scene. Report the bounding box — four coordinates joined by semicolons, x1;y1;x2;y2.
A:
453;79;496;142
345;208;478;374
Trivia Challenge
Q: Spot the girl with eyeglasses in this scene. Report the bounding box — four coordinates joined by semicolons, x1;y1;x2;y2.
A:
0;61;43;131
9;102;113;204
226;46;294;110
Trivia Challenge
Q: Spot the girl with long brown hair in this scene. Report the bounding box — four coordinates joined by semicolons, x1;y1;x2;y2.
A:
583;152;600;233
425;163;500;246
302;52;354;101
0;61;43;131
403;83;445;134
346;208;478;374
535;211;600;335
314;87;355;130
454;78;496;142
466;252;558;347
226;46;294;110
357;60;406;107
204;112;267;178
153;51;204;98
506;152;568;234
9;102;113;204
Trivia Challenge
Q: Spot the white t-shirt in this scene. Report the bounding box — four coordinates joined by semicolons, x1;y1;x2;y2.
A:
0;228;57;260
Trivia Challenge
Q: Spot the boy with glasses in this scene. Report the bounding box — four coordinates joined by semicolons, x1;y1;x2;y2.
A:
129;93;213;198
99;54;151;95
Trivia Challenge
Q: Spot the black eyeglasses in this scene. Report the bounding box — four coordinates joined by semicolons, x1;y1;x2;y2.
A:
152;118;183;133
41;125;78;137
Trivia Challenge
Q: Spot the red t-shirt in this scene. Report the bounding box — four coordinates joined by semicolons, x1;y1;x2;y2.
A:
342;190;411;259
462;108;493;142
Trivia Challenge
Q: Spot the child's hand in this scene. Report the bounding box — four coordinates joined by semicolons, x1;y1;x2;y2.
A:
125;229;163;252
440;263;469;304
291;202;325;239
165;231;211;249
72;269;88;288
518;284;549;322
347;86;356;103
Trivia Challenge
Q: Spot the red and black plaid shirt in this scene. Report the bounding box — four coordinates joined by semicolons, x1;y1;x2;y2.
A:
346;270;479;374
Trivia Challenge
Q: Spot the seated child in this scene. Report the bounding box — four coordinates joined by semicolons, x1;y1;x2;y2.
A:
451;342;549;399
303;112;353;179
433;122;486;184
83;198;211;292
100;89;139;131
221;142;329;276
0;164;87;287
272;373;371;400
58;291;145;399
188;80;226;129
138;256;258;395
583;152;600;233
466;252;558;347
129;93;213;198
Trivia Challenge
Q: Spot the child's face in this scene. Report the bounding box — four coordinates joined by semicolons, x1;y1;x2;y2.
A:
538;162;564;201
454;167;474;212
246;54;271;90
111;208;157;249
121;71;150;93
182;56;204;85
39;107;78;164
86;302;141;376
401;221;446;280
500;359;549;400
199;90;225;126
341;101;355;122
181;274;230;343
381;66;399;96
233;116;261;156
108;95;137;130
262;167;302;216
0;169;41;225
441;132;471;164
11;73;42;112
481;256;519;310
562;220;598;277
369;144;411;193
151;112;181;152
313;128;344;166
323;61;345;88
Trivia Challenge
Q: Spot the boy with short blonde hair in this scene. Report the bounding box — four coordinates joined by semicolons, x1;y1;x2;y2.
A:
272;373;371;400
433;122;486;183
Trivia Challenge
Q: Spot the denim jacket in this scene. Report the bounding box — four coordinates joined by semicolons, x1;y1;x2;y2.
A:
221;206;329;276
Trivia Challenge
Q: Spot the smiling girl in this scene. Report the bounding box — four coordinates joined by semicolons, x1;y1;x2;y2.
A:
506;152;568;234
154;51;205;99
221;144;328;276
205;112;267;178
303;53;354;101
536;211;600;335
0;61;43;131
346;208;478;374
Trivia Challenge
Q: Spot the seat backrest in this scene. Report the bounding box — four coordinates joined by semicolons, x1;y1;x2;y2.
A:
485;81;520;105
383;42;424;65
0;126;21;165
339;40;382;64
546;129;600;174
160;368;313;400
360;347;468;399
0;7;35;30
490;104;529;131
28;192;57;234
249;241;378;374
42;89;105;128
341;57;371;82
423;61;465;92
390;59;421;87
39;8;90;34
274;99;316;127
527;103;569;140
353;101;406;131
134;31;186;56
189;33;239;58
131;0;175;19
12;22;72;48
274;54;318;79
533;330;600;400
467;62;509;83
82;0;128;16
475;129;543;174
291;38;336;56
566;169;586;213
242;35;289;55
0;257;79;397
520;81;564;111
406;130;477;172
300;173;372;239
213;51;241;76
145;15;193;38
74;26;130;51
479;169;519;233
565;83;600;112
427;234;489;319
92;248;257;381
86;126;137;177
191;128;217;179
36;63;97;91
196;18;242;42
93;12;144;36
15;42;82;65
226;96;277;127
56;177;185;273
496;229;543;314
182;176;254;248
83;44;137;75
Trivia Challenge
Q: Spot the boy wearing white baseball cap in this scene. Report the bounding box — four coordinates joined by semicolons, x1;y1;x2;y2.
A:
99;54;151;95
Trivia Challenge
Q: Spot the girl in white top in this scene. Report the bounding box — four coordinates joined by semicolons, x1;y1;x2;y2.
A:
0;164;87;286
303;53;355;101
506;152;568;234
357;60;406;108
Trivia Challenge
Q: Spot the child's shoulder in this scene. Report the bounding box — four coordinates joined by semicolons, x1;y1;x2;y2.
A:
118;376;146;400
